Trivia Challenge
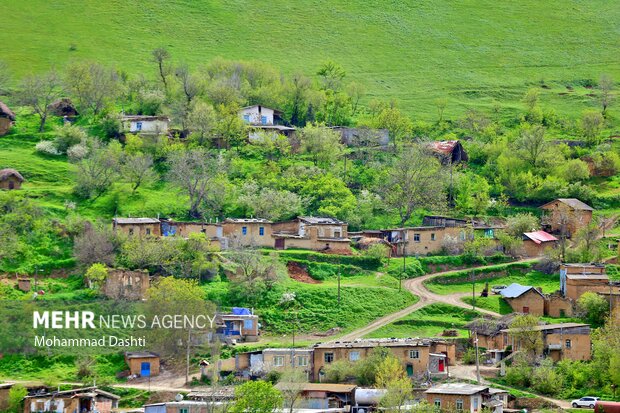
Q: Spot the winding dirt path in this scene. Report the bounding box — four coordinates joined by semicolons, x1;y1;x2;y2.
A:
337;259;538;341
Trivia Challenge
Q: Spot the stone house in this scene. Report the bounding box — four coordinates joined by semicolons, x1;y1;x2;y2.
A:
120;115;169;135
274;383;357;409
545;293;575;318
0;101;15;136
311;338;455;382
499;283;546;315
101;269;150;300
112;217;161;237
332;126;390;148
465;314;519;363
125;351;160;377
271;216;351;253
24;387;119;413
425;383;508;413
540;198;594;237
382;226;462;256
222;218;272;248
500;322;592;361
0;168;24;190
522;230;558;257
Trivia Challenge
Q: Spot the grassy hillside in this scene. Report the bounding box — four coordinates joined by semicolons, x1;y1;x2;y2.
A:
2;0;620;119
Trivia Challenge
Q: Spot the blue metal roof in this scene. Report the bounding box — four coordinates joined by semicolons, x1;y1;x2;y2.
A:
500;283;539;298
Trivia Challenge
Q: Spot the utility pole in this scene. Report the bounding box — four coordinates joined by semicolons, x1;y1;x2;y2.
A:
471;270;476;311
400;241;406;292
337;260;341;305
474;331;481;383
186;329;191;385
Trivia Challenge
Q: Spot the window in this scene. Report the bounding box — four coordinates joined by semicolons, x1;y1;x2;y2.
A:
273;356;284;367
243;114;250;122
473;396;479;411
409;350;419;359
523;306;529;314
349;351;360;361
324;352;334;363
485;229;494;238
244;319;254;329
430;233;436;241
242;226;248;235
560;309;566;318
179;409;188;413
565;339;572;349
297;356;308;367
128;228;134;236
259;226;265;236
136;121;142;131
456;400;464;411
334;230;341;238
434;399;441;408
413;233;421;242
261;115;268;124
146;228;151;235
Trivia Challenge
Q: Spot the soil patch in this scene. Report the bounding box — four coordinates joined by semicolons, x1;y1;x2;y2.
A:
287;261;321;284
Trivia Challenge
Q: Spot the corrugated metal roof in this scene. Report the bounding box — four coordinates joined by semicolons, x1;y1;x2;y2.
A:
500;283;543;299
275;383;356;393
523;230;558;244
425;383;488;395
113;217;160;224
501;322;590;333
540;198;594;211
299;216;345;225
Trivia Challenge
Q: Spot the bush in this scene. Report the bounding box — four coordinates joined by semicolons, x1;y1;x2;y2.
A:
67;143;89;161
461;348;477;365
36;139;60;155
55;124;88;153
387;259;424;279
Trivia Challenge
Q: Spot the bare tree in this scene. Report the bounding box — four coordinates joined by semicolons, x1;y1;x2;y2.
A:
73;224;117;267
175;64;202;105
381;145;447;226
75;141;122;199
599;74;614;116
346;81;365;117
167;149;223;218
18;71;61;131
515;124;547;168
152;47;172;91
278;369;307;413
65;62;120;115
122;153;156;193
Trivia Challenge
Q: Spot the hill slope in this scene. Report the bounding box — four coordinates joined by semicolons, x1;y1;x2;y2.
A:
3;0;620;118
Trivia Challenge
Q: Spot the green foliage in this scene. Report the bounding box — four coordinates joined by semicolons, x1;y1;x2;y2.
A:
231;381;283;413
85;263;108;289
7;384;27;413
577;291;609;326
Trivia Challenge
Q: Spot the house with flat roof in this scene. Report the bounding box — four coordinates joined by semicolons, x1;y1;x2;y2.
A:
120;115;169;135
275;383;356;410
112;217;161;237
24;387;120;413
125;351;160;377
425;383;508;413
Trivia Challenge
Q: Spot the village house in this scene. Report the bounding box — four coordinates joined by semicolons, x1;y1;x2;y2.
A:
48;98;79;118
214;308;259;343
112;217;161;237
383;226;462;256
425;383;508;413
238;105;296;140
125;351;160;377
102;269;150;300
0;101;16;136
145;400;222;413
311;338;455;382
560;263;611;300
222;218;272;248
272;216;351;254
120;115;170;135
235;348;314;378
521;230;558;257
24;387;120;413
275;383;357;409
0;168;24;190
428;140;469;165
501;322;592;362
465;314;519;364
540;198;594;237
160;219;223;248
499;283;546;315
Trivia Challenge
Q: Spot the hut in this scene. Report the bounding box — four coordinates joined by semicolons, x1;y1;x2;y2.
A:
48;98;79;117
0;101;16;136
0;168;24;190
429;140;469;164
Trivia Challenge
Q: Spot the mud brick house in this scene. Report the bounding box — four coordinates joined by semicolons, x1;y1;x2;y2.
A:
0;168;24;190
24;387;119;413
311;338;455;381
560;263;610;300
425;383;508;413
120;115;169;135
160;220;223;248
274;383;357;409
102;269;150;300
236;348;314;378
239;105;296;140
522;230;558;257
501;322;592;362
272;216;351;253
145;400;228;413
214;308;259;343
0;383;13;411
125;351;160;377
383;226;462;256
332;126;390;148
465;314;519;363
112;217;161;237
500;283;546;315
0;101;16;136
222;218;272;248
540;198;594;237
545;293;575;318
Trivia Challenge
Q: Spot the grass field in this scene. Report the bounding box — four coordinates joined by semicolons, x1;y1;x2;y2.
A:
363;303;479;339
2;0;619;119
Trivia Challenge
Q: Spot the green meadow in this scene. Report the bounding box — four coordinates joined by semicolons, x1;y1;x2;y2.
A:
2;0;620;119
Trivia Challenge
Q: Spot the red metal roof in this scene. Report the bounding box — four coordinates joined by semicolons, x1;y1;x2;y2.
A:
523;230;558;244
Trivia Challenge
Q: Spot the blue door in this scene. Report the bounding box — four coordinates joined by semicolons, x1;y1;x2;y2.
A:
141;362;151;377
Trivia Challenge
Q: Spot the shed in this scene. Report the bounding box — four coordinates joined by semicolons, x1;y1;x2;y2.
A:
428;140;469;164
500;283;545;315
48;98;79;117
0;101;16;136
522;230;558;257
0;168;25;190
125;352;160;377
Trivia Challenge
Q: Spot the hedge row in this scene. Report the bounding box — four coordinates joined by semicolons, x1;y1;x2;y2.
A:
428;262;533;284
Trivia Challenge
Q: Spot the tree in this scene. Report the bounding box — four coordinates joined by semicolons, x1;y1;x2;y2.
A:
299;124;344;168
167;149;224;218
18;71;61;131
317;61;346;91
85;263;108;289
373;107;412;150
577;291;609;326
7;384;27;413
228;248;283;306
175;63;202;105
188;101;217;145
152;47;172;91
375;355;412;412
581;110;604;146
232;381;282;413
454;173;491;216
55;123;88;154
599;74;614;116
434;98;448;122
509;314;543;362
65;62;119;115
75;141;122;199
238;181;303;221
73;224;117;268
574;221;601;262
346;81;365;117
505;213;538;238
278;369;307;413
515;124;548;168
285;72;311;126
523;88;539;112
122;153;156;194
146;277;215;382
380;145;446;226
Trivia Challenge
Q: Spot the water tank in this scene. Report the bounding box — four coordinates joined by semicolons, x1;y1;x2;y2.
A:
354;388;388;405
596;402;620;413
